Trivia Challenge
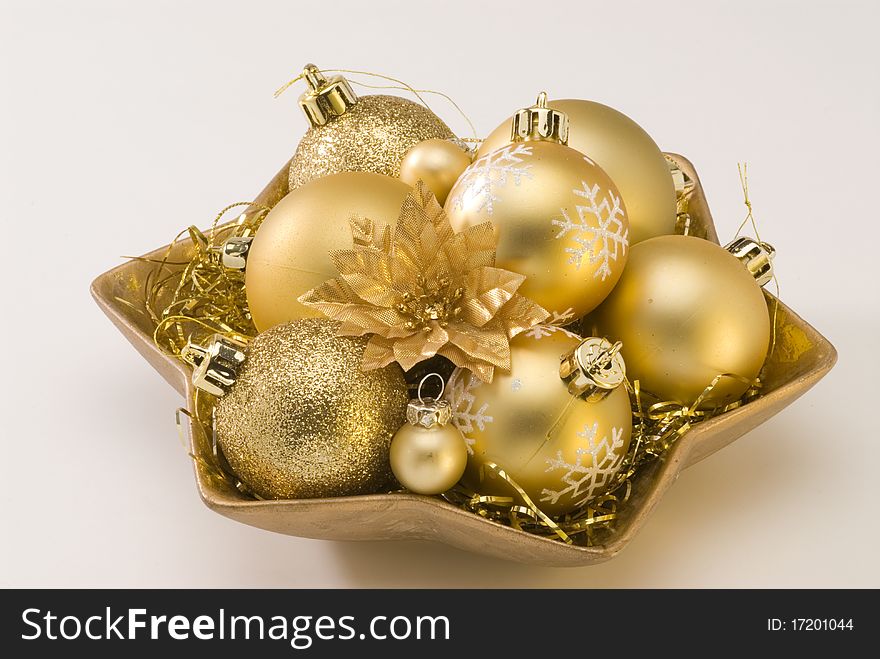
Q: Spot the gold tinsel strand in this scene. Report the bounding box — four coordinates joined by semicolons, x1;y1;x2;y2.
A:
124;202;270;360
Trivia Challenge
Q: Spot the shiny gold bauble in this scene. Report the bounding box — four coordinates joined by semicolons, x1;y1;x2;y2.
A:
289;95;455;190
446;329;632;517
445;140;629;320
478;99;676;245
390;423;468;495
585;235;771;407
399;138;472;205
215;319;409;500
245;172;411;331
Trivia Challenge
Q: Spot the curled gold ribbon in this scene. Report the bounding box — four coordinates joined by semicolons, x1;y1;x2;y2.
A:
124;202;269;360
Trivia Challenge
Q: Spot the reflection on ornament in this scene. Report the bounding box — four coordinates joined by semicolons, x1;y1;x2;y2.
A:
288;65;455;189
586;235;773;407
183;319;409;500
245;172;411;331
390;374;468;495
477;98;676;244
445;328;632;516
399;138;472;205
445;94;629;320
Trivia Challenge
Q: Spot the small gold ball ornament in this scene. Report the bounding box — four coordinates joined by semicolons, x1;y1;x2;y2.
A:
446;328;633;517
390;375;468;495
244;171;411;331
288;65;456;189
445;94;630;320
478;98;677;245
183;319;409;500
399;138;472;205
585;235;774;407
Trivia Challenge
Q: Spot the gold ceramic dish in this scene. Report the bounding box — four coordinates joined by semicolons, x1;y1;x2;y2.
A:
91;155;836;566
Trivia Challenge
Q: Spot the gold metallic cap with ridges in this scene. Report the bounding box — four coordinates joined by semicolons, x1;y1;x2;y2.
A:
666;155;696;236
215;236;253;271
406;397;453;429
559;337;626;402
724;237;776;287
298;63;359;127
181;334;247;397
511;92;570;144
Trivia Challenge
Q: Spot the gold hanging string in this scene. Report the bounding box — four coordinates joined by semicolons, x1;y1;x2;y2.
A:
274;67;478;141
734;162;781;360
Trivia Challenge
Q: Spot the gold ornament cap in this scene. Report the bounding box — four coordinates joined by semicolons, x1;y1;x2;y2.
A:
181;334;247;396
216;236;253;271
298;63;359;127
511;92;569;144
666;156;695;235
725;236;776;287
406;373;453;428
559;337;626;402
666;155;690;197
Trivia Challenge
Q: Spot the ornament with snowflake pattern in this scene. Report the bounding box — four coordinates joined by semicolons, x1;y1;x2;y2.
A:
445;328;632;516
445;100;629;321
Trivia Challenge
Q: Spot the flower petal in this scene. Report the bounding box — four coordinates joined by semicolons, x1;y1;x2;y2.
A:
446;322;511;371
441;222;497;273
496;294;551;338
391;323;449;371
361;336;398;371
438;344;497;383
459;266;526;327
393;182;454;276
331;248;400;308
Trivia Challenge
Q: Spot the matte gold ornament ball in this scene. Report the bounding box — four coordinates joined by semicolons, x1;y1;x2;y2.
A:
445;328;632;517
245;172;411;331
215;319;409;500
399;138;472;205
445;139;630;321
290;95;456;190
585;235;771;407
478;98;677;245
389;395;467;495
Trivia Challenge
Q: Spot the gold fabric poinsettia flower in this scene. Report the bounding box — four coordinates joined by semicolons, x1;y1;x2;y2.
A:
298;181;549;382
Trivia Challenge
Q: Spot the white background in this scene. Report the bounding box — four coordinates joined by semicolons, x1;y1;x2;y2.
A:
1;0;878;587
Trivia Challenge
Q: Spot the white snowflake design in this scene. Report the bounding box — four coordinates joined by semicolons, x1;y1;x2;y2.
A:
552;178;628;281
523;324;582;341
540;423;625;509
448;144;534;216
522;308;580;340
445;369;494;455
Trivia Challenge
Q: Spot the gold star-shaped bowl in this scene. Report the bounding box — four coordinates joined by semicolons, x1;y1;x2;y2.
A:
91;154;836;566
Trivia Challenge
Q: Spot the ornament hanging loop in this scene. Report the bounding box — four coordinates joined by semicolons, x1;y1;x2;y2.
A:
417;372;446;403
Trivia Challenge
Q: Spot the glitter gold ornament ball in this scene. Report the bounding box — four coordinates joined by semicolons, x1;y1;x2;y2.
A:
445;328;633;517
245;171;411;331
477;98;677;245
290;95;455;189
214;319;409;500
